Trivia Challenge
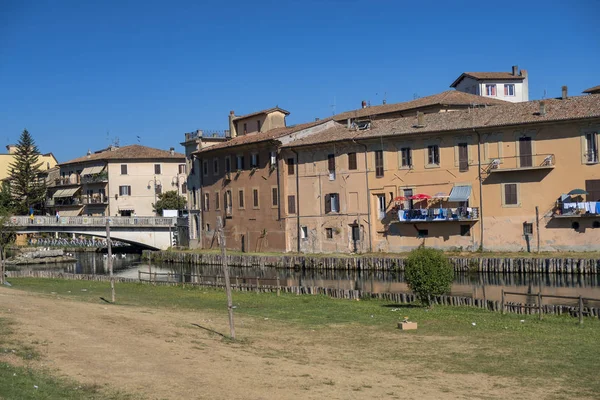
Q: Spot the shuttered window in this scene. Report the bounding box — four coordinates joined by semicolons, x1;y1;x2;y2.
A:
324;193;339;214
348;153;357;170
585;179;600;201
238;190;244;208
288;195;296;214
215;193;220;210
375;150;384;177
253;189;259;208
504;183;518;205
121;164;128;175
154;164;161;174
287;158;295;175
428;145;440;165
328;154;335;172
458;143;469;172
272;187;278;206
401;148;412;168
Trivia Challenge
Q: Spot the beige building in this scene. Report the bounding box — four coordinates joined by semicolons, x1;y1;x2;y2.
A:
282;93;600;253
49;145;186;217
0;144;58;181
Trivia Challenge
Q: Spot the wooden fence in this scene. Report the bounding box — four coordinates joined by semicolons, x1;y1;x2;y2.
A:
143;250;600;274
7;270;599;320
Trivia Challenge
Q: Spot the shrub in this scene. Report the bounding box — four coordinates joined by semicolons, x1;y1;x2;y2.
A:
404;247;454;306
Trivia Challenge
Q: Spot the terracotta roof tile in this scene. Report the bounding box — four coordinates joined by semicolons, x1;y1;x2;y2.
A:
60;145;185;166
333;90;508;122
232;107;290;121
583;85;600;94
450;72;526;87
286;94;600;148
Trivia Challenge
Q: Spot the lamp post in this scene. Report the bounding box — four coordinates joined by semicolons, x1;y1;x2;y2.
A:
171;174;186;216
147;176;162;216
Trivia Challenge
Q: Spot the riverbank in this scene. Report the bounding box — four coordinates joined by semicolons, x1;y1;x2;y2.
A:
144;250;600;274
2;280;600;399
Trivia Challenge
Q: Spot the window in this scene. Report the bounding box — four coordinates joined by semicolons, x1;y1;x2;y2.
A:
213;158;219;175
504;84;515;96
154;164;161;175
458;143;469;172
178;164;186;174
585;179;600;201
272;187;278;207
377;194;386;220
119;185;131;196
181;183;187;194
225;190;232;214
287;158;295;175
325;193;339;214
236;155;245;170
348;152;357;170
215;192;220;210
203;160;208;176
485;84;497;96
503;183;519;206
288;195;296;214
586;132;598;163
327;154;335;172
428;145;440;165
269;151;276;168
301;226;308;239
523;222;533;236
252;188;259;208
225;157;231;173
519;137;532;168
203;193;210;211
238;190;245;208
243;123;247;135
155;184;162;195
417;229;428;238
121;164;128;175
375;150;384;177
326;228;333;239
257;120;261;132
460;225;471;236
206;223;210;231
400;147;412;168
251;153;259;169
192;187;197;207
190;159;195;175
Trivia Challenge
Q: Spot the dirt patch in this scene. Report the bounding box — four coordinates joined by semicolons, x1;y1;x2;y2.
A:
0;288;559;399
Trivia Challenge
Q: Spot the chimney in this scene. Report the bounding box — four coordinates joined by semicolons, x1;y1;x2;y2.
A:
315;117;320;121
361;100;367;109
228;110;237;138
539;101;546;116
169;147;175;155
520;69;528;78
347;118;352;129
383;99;387;105
87;149;91;158
415;112;425;128
512;65;518;76
561;85;568;100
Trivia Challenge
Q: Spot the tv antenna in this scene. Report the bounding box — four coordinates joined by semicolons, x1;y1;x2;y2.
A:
330;96;336;115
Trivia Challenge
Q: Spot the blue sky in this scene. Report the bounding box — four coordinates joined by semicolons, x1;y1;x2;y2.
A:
1;0;598;162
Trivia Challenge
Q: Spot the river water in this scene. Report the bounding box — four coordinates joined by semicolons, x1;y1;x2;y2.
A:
9;252;600;308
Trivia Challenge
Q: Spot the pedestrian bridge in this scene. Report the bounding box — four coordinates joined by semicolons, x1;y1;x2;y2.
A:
10;216;177;250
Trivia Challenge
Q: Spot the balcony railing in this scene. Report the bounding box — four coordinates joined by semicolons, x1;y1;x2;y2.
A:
395;207;479;223
553;202;600;218
81;173;108;184
54;176;81;186
487;154;555;173
46;198;81;207
585;151;598;164
82;196;108;205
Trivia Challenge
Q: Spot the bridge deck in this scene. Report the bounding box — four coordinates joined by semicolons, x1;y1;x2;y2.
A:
10;216;176;228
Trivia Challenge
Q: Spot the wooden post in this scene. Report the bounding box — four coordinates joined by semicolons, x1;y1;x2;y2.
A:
256;277;259;293
276;274;281;297
579;295;583;325
217;217;235;339
538;291;543;320
501;289;505;315
138;270;141;282
535;206;540;253
106;219;115;303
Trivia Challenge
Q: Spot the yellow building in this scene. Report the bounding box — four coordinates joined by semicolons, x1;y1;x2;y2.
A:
0;145;58;181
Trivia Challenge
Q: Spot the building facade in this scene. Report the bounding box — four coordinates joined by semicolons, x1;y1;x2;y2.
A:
48;145;186;217
451;65;529;103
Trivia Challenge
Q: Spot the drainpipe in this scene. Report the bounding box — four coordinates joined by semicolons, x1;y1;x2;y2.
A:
291;149;301;253
198;156;205;249
475;130;484;251
353;139;373;253
276;151;281;221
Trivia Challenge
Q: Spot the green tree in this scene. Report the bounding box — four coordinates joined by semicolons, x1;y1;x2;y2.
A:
0;212;16;285
153;190;186;215
404;247;454;306
8;130;47;215
0;182;15;214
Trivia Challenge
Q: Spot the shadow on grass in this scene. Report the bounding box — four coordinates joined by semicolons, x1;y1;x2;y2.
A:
381;304;421;309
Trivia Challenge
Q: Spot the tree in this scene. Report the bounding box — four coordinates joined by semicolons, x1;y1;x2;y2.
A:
0;182;15;214
8;129;47;215
152;190;186;215
0;212;16;285
404;247;454;307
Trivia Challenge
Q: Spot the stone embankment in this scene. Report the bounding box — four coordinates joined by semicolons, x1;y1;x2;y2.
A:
5;249;77;265
143;251;600;274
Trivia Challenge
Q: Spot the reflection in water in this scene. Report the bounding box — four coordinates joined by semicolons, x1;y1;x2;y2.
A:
9;253;600;308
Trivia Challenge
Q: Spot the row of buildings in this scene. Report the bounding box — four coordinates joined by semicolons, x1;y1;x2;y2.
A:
7;65;599;253
181;67;600;253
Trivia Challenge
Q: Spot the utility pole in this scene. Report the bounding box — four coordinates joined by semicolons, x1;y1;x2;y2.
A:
217;216;235;339
106;218;115;303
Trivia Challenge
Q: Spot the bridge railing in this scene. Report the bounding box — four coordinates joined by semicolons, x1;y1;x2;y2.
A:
9;216;176;227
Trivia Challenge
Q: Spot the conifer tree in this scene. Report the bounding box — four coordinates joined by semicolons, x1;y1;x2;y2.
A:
8;129;47;214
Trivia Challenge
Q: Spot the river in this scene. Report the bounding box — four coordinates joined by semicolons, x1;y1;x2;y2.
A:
8;252;600;308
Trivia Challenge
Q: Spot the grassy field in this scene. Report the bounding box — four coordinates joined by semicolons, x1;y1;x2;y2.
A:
2;278;600;399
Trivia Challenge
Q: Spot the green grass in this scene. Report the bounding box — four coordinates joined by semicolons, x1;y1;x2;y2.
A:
0;317;137;400
4;278;600;398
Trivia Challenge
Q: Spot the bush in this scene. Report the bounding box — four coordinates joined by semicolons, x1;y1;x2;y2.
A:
404;247;454;306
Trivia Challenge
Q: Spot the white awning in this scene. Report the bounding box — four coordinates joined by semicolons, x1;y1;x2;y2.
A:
54;187;79;198
118;205;135;211
80;165;105;175
448;186;472;202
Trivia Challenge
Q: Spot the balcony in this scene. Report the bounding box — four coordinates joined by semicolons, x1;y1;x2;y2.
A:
394;207;479;223
81;172;108;184
54;176;81;186
82;195;108;205
487;154;555;173
47;198;81;207
552;202;600;218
